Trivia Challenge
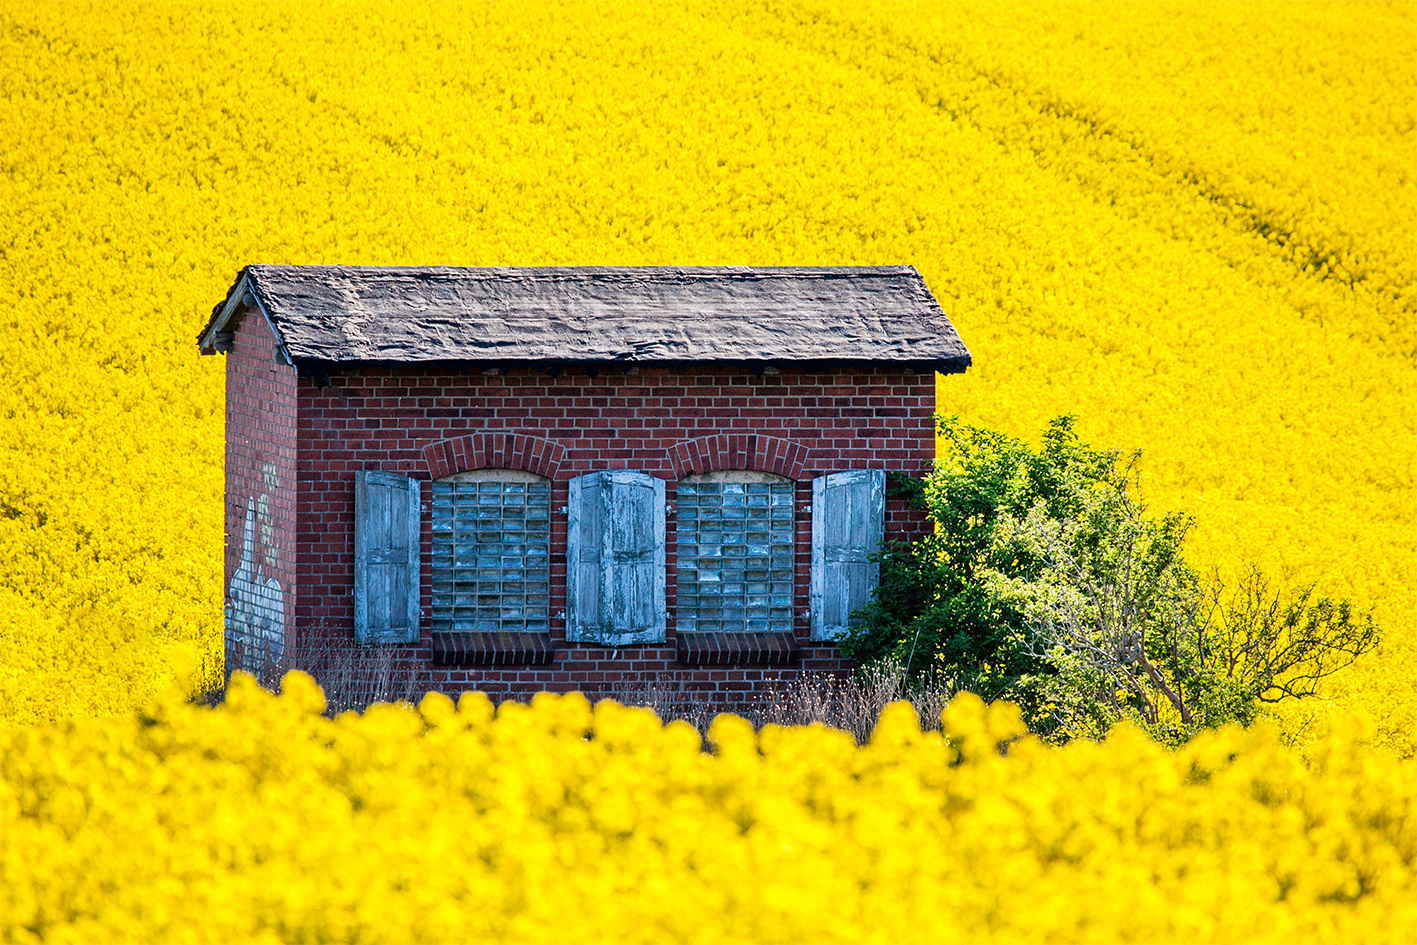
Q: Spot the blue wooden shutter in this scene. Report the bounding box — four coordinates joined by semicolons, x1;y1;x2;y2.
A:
567;470;666;645
354;470;421;644
567;473;605;643
810;469;885;641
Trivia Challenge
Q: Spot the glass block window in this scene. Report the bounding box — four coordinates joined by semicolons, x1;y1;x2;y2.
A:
675;471;795;633
430;470;551;633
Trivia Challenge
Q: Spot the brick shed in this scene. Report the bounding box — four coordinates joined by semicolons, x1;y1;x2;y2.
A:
197;265;971;707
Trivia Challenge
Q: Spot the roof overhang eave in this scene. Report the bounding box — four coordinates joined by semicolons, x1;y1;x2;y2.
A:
286;353;972;374
196;267;294;362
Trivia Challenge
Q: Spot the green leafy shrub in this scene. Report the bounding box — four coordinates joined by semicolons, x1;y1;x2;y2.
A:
845;416;1381;744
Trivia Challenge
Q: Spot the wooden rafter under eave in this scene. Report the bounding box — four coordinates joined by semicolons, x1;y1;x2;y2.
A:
195;266;296;364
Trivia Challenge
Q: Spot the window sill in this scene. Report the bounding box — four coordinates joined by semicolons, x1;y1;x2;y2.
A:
431;631;555;666
676;631;801;667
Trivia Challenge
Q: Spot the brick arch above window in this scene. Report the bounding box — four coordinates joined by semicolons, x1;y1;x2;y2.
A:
667;434;811;481
422;433;567;481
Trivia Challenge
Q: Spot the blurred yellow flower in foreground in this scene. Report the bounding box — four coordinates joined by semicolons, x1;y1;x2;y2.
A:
3;674;1412;943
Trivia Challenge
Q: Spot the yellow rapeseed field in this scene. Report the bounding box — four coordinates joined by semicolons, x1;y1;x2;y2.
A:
3;674;1414;943
2;2;1414;941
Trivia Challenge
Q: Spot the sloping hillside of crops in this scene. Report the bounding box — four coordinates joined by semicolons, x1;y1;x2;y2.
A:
1;2;1412;756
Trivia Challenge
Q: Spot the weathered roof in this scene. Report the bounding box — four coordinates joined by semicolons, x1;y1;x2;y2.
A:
197;265;971;372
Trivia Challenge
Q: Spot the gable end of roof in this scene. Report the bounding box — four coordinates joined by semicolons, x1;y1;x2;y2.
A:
197;267;292;361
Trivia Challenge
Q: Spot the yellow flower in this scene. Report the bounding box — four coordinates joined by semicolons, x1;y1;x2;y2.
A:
1;2;1414;936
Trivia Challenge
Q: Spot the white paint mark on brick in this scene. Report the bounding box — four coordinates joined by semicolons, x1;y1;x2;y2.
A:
225;495;285;675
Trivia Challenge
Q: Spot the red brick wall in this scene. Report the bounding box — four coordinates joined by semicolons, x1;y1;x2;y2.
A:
279;364;935;706
223;309;298;678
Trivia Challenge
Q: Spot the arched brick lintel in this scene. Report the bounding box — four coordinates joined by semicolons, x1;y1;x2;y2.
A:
423;433;567;481
666;434;811;481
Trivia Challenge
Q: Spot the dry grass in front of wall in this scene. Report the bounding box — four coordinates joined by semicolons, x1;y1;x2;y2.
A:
198;641;954;745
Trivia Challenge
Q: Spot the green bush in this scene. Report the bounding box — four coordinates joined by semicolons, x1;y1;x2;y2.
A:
845;416;1381;744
